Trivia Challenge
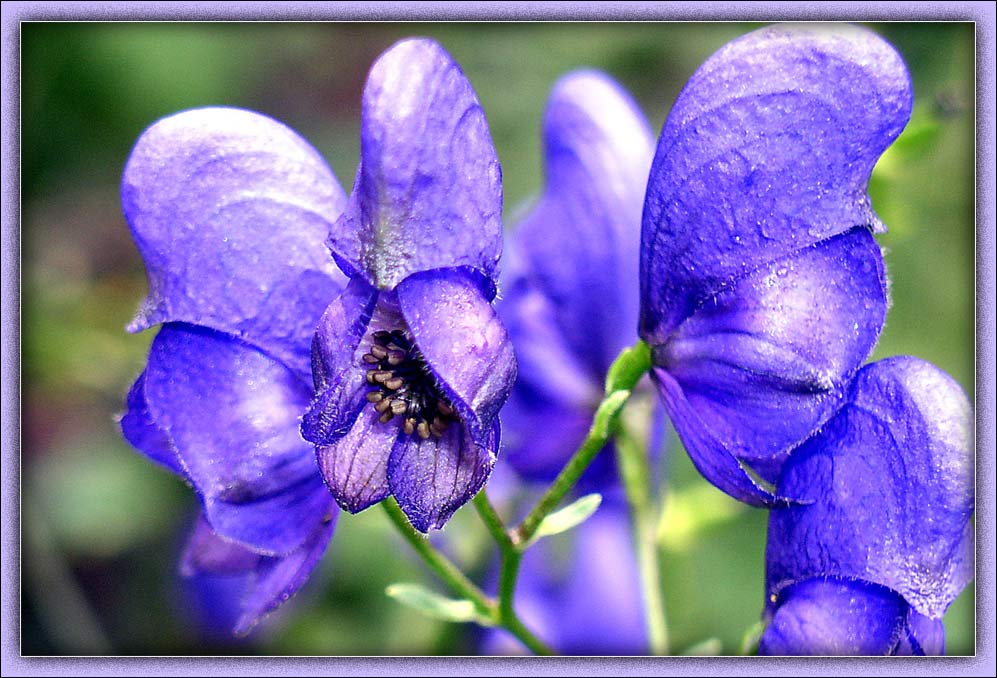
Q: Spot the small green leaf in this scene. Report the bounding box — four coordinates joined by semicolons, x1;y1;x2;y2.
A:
738;619;765;656
528;493;602;546
384;583;491;625
681;637;723;655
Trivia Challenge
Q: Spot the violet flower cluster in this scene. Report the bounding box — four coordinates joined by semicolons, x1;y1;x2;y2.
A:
500;70;654;487
121;37;513;633
637;25;974;654
118;24;974;655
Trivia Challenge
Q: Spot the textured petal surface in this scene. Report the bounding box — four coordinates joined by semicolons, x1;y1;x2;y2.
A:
301;278;380;445
397;268;516;445
653;367;778;506
759;577;908;656
331;38;503;290
316;405;399;514
120;371;183;475
657;228;886;483
766;357;974;618
484;504;647;655
510;70;653;377
144;324;329;556
181;510;336;636
640;24;912;342
897;609;946;656
122;107;348;377
388;419;499;532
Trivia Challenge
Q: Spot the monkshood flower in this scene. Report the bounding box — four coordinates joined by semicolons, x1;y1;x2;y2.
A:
639;25;912;504
483;501;647;655
119;107;346;634
500;70;654;484
300;39;516;532
761;357;973;655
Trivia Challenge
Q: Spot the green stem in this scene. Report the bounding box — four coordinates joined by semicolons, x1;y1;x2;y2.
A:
472;490;512;549
513;340;652;545
382;498;492;619
382;498;554;656
472;491;553;656
616;412;669;655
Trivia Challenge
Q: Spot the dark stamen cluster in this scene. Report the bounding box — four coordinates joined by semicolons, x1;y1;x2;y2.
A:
364;329;458;439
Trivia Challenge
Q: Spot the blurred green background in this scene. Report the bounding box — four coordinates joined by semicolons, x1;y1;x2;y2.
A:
20;22;976;655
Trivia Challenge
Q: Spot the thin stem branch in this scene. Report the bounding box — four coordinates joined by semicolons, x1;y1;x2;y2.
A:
382;498;492;618
382;498;554;656
472;490;512;549
616;412;669;655
512;340;652;545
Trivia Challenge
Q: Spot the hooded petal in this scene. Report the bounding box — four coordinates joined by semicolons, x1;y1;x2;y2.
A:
510;71;653;377
657;227;887;489
316;405;399;514
180;510;336;636
388;419;499;532
330;38;503;291
640;24;912;342
759;577;908;656
396;268;516;445
120;371;184;476
122;106;348;378
144;323;330;556
766;357;974;619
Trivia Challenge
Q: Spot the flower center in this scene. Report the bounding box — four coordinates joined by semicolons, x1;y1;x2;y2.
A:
363;329;458;439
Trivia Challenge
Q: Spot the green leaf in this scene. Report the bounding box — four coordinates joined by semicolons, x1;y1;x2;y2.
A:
527;493;602;546
738;620;765;656
384;583;491;626
681;637;723;655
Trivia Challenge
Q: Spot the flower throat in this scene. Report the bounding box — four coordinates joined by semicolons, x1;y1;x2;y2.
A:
364;329;458;439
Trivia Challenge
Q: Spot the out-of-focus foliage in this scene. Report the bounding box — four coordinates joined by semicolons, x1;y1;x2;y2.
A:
20;21;975;655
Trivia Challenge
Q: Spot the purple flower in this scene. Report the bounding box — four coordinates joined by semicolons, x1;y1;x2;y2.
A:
300;39;516;533
639;25;913;504
119;107;345;634
761;357;973;655
500;71;654;484
483;502;648;655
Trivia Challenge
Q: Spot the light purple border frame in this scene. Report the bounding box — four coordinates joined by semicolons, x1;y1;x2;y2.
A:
1;1;994;675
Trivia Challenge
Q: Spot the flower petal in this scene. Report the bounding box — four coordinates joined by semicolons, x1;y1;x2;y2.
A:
396;268;516;445
640;24;912;342
331;38;503;290
499;280;603;410
144;323;329;556
653;367;779;506
766;357;974;618
180;510;336;636
120;371;184;476
510;70;653;376
658;228;886;482
301;278;380;445
501;388;604;485
122;107;348;378
388;419;499;532
896;609;946;656
316;405;399;514
759;577;908;656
